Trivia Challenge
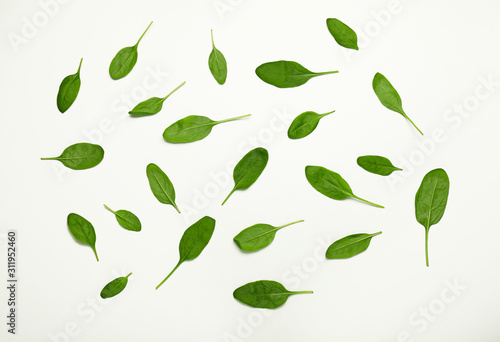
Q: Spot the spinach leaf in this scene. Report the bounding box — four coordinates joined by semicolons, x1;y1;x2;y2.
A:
233;280;313;309
67;213;98;261
156;216;215;289
104;205;141;232
57;58;83;113
208;29;227;84
233;220;304;252
41;142;104;170
163;114;251;143
288;110;334;139
415;168;450;266
326;18;359;50
373;72;423;135
100;273;132;299
326;232;382;259
357;155;402;176
222;147;269;205
109;21;152;80
129;81;186;116
255;60;338;88
146;163;180;213
305;165;384;208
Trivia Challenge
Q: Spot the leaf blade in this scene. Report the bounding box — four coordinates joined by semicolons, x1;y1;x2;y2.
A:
287;110;334;139
326;232;382;259
146;163;180;213
67;213;98;261
357;155;402;176
56;58;82;113
233;280;312;309
100;273;132;299
326;18;359;50
41;143;104;170
209;30;227;84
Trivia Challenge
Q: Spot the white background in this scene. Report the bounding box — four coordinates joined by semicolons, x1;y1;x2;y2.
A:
1;0;500;341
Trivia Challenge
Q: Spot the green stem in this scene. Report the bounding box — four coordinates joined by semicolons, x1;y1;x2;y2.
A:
162;81;186;101
93;247;99;262
317;70;339;76
211;29;215;48
401;111;423;135
221;188;236;206
103;204;115;214
126;272;132;278
291;291;314;294
277;220;304;230
371;231;383;237
136;21;153;46
40;157;58;160
77;58;83;73
352;195;384;208
425;228;429;267
172;202;181;214
216;114;252;124
156;260;182;289
319;110;335;117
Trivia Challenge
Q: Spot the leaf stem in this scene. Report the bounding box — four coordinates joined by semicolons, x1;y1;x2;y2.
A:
221;188;236;206
92;247;99;262
40;157;58;160
277;220;304;230
371;231;383;237
401;111;423;135
211;29;215;48
126;272;132;278
216;114;252;124
172;202;181;213
162;81;186;101
292;291;314;294
136;21;153;46
103;204;116;214
317;70;339;76
320;110;335;117
77;58;83;73
156;260;182;289
352;195;384;208
425;228;429;267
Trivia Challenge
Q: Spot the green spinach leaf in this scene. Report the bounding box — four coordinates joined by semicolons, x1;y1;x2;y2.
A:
156;216;215;289
41;142;104;170
100;273;132;299
415;168;450;266
57;58;83;113
222;147;269;205
305;165;384;208
104;205;141;232
129;81;186;116
233;220;304;252
326;232;382;259
255;60;338;88
67;213;98;261
208;29;227;84
146;163;180;213
163;114;251;143
326;18;359;50
109;21;153;80
288;110;334;139
357;155;402;176
233;280;312;309
373;72;423;135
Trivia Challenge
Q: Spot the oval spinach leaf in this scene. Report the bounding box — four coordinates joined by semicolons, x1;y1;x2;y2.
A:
233;280;313;309
255;60;338;88
222;147;269;205
372;72;423;135
129;81;186;116
415;168;450;266
109;21;152;80
67;213;98;261
57;58;83;113
146;163;180;213
326;18;359;50
305;165;384;208
41;142;104;170
163;114;251;143
357;155;402;176
288;110;334;139
326;232;382;259
208;29;227;84
100;273;132;299
156;216;215;289
104;205;141;232
233;220;304;252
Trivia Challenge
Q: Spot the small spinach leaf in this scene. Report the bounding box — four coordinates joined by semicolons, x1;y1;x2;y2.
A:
373;72;423;135
129;81;186;116
305;165;384;208
67;213;98;261
326;18;359;50
208;29;227;84
146;163;180;213
255;60;338;88
100;273;132;299
326;232;382;259
288;110;334;139
357;155;402;176
233;280;312;309
415;168;450;266
222;147;269;205
156;216;215;289
163;114;251;143
41;142;104;170
57;58;83;113
109;21;152;80
233;220;304;252
104;205;141;232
